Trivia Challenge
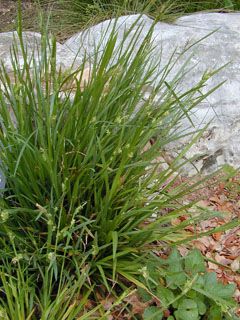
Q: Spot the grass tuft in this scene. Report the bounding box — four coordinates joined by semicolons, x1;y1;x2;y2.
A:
0;11;239;319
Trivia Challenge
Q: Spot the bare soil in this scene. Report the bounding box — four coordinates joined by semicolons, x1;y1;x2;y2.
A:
0;0;39;33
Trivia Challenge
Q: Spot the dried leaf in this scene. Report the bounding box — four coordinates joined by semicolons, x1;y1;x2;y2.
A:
124;293;150;315
214;253;232;266
231;258;240;272
212;232;222;241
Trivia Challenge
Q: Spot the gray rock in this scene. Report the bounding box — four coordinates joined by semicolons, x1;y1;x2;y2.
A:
1;13;240;177
0;31;81;72
0;31;42;71
64;13;240;175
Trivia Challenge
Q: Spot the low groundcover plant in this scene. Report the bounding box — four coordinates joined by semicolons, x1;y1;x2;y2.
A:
0;12;238;319
138;249;238;320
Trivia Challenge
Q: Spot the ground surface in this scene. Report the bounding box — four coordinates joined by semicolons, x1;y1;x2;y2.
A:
0;0;75;41
178;174;240;308
1;1;26;32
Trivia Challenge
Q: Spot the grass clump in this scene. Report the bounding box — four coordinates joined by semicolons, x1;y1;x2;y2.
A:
3;1;240;40
0;12;239;318
39;0;240;39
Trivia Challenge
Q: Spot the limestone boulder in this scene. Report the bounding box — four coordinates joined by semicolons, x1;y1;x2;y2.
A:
0;31;81;72
64;13;240;174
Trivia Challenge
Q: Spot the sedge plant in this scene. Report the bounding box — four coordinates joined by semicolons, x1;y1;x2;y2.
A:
0;10;238;318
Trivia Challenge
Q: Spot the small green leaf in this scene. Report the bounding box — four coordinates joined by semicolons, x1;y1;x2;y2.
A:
208;305;222;320
185;249;205;274
137;288;152;303
174;299;199;320
179;299;198;310
204;272;236;301
166;249;186;288
156;286;175;307
193;275;205;288
143;306;163;320
196;299;206;315
186;290;197;299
